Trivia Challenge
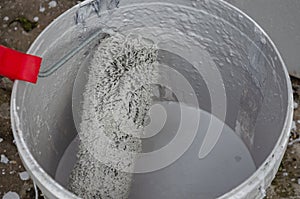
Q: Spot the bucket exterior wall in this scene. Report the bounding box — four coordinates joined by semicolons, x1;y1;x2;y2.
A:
11;0;293;198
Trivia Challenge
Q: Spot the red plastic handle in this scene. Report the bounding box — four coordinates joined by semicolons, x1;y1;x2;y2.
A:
0;45;42;84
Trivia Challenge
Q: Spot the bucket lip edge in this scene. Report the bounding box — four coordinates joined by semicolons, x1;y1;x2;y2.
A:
11;0;294;198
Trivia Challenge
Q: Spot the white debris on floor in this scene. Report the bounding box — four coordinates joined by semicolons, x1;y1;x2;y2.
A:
291;121;296;131
39;5;45;13
2;191;20;199
48;1;57;8
0;138;3;143
33;16;39;22
0;154;9;164
3;16;9;21
289;138;300;146
18;171;30;181
294;101;298;109
9;170;15;175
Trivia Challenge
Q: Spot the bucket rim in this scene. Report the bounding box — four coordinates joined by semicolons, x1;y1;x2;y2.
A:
10;0;293;198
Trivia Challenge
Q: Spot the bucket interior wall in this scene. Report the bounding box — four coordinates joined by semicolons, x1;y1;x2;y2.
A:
12;0;290;198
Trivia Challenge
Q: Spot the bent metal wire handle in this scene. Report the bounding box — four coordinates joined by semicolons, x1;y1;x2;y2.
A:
38;0;120;78
38;29;105;78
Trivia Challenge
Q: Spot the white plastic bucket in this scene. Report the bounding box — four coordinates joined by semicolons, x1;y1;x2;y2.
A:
11;0;293;198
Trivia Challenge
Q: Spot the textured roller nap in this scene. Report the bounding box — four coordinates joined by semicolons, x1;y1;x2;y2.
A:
68;34;158;198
